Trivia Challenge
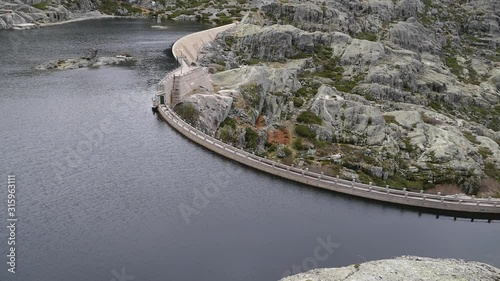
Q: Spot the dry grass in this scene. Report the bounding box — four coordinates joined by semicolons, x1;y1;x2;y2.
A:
267;128;290;145
478;178;500;198
426;184;463;195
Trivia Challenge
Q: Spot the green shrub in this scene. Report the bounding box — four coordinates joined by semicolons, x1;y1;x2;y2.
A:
220;117;237;129
445;56;463;77
365;94;376;101
174;103;198;125
293;97;304;107
219;126;237;144
245;127;259;149
331;74;364;93
297;111;323;125
485;162;500;179
266;143;278;152
293;138;306;150
295;124;316;139
283;147;293;157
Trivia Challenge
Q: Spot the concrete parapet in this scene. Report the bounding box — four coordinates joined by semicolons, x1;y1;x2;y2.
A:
172;23;236;64
157;104;500;217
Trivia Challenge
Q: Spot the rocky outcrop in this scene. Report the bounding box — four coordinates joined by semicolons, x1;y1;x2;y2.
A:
194;0;500;196
389;18;442;54
310;85;387;146
180;93;233;135
280;256;500;281
36;53;136;70
0;0;78;29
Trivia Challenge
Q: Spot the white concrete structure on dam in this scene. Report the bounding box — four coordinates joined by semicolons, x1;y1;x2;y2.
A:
155;23;236;107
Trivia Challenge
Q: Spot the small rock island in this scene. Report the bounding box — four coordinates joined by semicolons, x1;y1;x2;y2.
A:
36;48;135;70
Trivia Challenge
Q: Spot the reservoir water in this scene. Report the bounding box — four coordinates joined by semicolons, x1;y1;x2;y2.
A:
0;18;499;281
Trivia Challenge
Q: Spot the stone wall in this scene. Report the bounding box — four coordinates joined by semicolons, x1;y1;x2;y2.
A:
171;68;214;105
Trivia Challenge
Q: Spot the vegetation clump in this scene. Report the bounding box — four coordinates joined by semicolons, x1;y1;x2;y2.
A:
295;124;316;139
174;103;198;125
297;111;323;125
245;127;259;149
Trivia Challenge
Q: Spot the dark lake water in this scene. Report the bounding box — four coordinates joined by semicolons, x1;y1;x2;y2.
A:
0;18;499;281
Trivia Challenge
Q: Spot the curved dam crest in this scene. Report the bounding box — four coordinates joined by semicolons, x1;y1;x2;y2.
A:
154;24;500;218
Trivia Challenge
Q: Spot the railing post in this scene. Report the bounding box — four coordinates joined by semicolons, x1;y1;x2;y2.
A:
351;178;354;187
386;185;389;194
368;182;372;192
403;188;407;198
335;175;339;183
459;200;462;205
319;171;323;180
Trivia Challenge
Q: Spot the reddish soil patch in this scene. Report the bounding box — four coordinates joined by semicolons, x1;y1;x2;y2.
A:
256;115;265;129
267;128;291;145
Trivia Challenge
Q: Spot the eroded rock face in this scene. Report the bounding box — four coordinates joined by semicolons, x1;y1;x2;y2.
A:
182;93;233;136
310;85;387;146
279;256;500;281
389;18;442;54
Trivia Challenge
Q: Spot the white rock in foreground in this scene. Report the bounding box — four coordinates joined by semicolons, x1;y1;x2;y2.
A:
280;256;500;281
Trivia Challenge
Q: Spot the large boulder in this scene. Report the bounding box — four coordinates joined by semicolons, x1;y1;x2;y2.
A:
180;93;233;136
280;256;500;281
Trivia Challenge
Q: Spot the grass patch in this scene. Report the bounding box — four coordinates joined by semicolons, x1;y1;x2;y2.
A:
383;115;400;125
331;74;364;93
463;131;481;144
354;32;377;42
478;147;493;159
32;1;49;10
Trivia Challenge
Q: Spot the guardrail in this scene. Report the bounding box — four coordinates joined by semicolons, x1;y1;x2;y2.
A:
157;104;500;215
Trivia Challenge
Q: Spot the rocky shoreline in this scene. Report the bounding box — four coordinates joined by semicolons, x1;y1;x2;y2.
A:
280;256;500;281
